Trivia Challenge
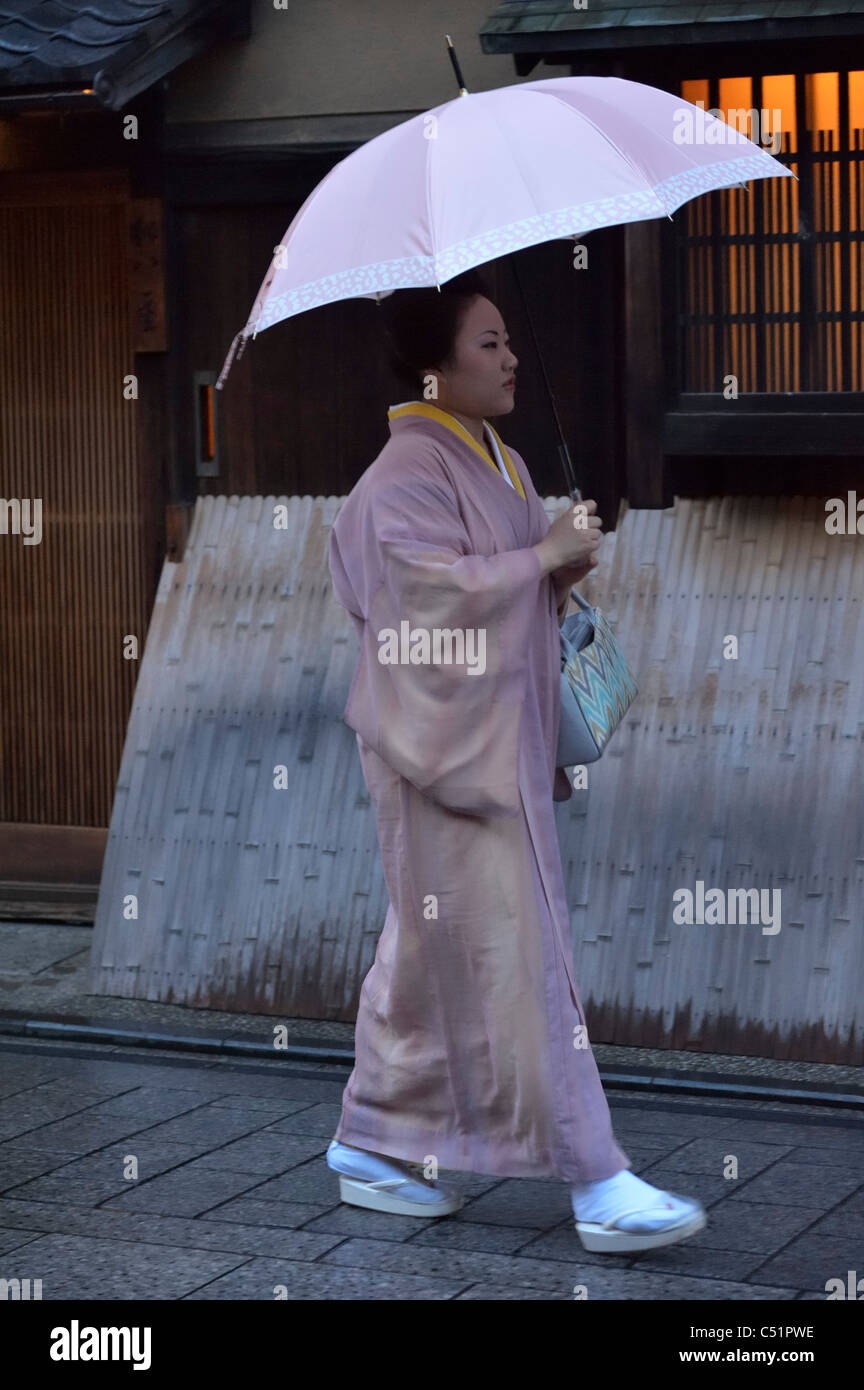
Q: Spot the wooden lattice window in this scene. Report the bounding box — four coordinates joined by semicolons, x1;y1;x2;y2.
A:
675;72;864;393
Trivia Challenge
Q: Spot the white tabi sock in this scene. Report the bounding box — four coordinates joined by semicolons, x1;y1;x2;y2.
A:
570;1168;694;1231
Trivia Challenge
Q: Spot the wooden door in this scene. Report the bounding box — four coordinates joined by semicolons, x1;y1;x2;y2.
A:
0;171;154;913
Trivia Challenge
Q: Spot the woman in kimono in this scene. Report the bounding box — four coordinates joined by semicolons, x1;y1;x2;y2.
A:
325;270;705;1254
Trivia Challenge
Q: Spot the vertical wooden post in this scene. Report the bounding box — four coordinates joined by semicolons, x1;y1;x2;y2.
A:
624;217;672;507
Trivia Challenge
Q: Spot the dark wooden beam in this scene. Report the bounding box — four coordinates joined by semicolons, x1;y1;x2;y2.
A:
624;218;671;507
665;409;864;456
164;152;339;207
127;87;173;585
164;112;417;158
480;18;864;59
0;824;106;882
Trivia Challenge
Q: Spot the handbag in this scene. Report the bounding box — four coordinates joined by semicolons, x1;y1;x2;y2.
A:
557;587;639;766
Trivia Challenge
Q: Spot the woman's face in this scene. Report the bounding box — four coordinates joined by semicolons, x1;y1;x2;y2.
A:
427;294;518;419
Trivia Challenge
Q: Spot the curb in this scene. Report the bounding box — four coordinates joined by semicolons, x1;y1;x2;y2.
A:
1;1016;862;1110
0;1017;354;1065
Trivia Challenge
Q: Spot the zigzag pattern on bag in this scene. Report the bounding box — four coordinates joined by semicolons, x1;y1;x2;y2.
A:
562;608;639;751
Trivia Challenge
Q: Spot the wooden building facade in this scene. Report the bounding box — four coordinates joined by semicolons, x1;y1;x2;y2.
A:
481;0;864;503
1;1;861;1060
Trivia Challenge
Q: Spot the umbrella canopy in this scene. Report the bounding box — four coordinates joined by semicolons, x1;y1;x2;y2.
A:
216;74;793;389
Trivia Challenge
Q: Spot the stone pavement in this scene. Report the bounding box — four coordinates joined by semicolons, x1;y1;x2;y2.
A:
0;1036;862;1301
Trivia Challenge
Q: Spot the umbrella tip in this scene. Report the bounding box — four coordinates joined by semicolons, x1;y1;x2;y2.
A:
444;33;468;96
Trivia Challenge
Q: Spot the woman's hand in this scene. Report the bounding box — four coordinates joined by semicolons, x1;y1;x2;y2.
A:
533;498;603;577
553;555;599;610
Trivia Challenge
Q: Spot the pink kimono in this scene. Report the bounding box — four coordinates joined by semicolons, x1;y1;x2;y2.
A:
328;401;631;1182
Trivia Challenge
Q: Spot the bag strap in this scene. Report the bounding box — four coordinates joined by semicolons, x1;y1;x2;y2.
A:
568;587;595;618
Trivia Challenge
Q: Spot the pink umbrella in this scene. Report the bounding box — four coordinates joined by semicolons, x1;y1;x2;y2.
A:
215;52;793;493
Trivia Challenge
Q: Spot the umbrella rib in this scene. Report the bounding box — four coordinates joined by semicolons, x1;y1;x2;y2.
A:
461;93;561;234
425;112;440;284
517;84;708;211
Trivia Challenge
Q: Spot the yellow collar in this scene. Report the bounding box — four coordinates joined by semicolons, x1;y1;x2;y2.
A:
387;401;526;500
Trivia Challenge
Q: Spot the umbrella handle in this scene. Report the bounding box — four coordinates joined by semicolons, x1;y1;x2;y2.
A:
558;441;581;504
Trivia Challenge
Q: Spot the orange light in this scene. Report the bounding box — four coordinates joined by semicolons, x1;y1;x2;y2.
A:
206;387;214;460
806;71;839;132
199;384;215;462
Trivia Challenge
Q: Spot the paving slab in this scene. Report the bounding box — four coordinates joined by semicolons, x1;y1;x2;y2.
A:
446;1177;573;1229
1;1232;248;1300
188;1132;328;1176
0;1197;340;1259
316;1236;795;1301
0;1226;43;1256
181;1259;466;1300
5;1141;206;1206
0;1144;83;1190
202;1197;334;1228
746;1233;864;1293
723;1160;862;1208
405;1220;545;1254
99;1166;269;1218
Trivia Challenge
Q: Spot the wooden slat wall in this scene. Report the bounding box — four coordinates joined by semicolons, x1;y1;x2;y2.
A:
559;492;863;1063
0;176;147;827
89;492;863;1061
88;494;382;1015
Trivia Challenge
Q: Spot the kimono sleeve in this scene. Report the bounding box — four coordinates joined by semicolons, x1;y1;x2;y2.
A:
341;470;543;818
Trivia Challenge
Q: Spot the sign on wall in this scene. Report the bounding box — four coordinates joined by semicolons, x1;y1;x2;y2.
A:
127;196;166;352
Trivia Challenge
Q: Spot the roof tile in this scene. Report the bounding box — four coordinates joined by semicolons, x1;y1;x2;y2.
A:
482;0;864;34
0;0;200;86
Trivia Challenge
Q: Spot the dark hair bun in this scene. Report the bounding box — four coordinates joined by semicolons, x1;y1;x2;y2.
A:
378;268;492;396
